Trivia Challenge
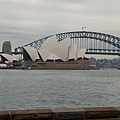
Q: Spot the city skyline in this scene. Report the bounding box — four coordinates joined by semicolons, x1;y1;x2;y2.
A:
0;0;120;56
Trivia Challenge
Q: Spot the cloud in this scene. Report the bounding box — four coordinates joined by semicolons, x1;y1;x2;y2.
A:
0;0;120;51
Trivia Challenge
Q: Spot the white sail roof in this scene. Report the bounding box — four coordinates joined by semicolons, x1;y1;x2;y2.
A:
38;49;63;61
39;37;70;62
47;53;62;61
13;54;21;61
22;36;87;62
77;49;86;58
40;35;58;52
38;49;51;61
52;37;70;61
23;46;39;61
0;54;13;63
68;44;77;60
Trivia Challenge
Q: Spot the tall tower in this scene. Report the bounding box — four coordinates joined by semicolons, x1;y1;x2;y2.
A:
2;41;12;54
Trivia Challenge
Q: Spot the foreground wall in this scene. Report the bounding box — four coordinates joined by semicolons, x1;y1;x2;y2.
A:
0;107;120;120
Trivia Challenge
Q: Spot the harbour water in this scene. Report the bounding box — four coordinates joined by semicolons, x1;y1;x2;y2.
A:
0;69;120;110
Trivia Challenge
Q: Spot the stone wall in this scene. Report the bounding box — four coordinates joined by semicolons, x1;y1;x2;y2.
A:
0;107;120;120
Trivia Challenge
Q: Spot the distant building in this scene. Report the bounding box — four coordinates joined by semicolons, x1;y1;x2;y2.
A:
2;41;12;54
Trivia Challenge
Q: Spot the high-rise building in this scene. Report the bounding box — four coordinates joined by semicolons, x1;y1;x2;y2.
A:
2;41;12;54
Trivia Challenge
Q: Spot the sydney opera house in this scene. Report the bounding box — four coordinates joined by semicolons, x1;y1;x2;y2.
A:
0;36;98;69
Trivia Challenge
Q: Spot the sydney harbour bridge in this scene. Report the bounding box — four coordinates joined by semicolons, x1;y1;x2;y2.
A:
16;31;120;56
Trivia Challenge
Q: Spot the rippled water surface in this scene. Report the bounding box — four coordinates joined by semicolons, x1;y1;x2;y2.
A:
0;69;120;110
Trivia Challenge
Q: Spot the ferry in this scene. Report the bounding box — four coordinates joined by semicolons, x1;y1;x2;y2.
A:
117;67;120;70
20;62;31;70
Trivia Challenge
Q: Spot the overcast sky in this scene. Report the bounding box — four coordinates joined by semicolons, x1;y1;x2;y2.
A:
0;0;120;52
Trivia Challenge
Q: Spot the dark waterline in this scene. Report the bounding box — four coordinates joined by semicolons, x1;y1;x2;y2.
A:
0;69;120;110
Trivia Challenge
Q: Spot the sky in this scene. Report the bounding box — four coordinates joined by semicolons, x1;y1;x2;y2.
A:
0;0;120;58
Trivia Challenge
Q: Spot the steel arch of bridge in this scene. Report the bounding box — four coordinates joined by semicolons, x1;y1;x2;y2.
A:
15;31;120;55
21;31;120;50
57;31;120;49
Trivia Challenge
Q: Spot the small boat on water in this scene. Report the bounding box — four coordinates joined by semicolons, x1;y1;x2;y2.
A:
0;63;16;69
117;67;120;70
20;62;31;70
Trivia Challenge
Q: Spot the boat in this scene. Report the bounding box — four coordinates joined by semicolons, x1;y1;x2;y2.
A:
0;63;16;69
117;67;120;70
20;62;31;70
0;66;16;69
